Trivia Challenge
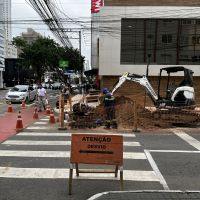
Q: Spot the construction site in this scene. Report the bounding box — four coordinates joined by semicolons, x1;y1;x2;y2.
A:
63;66;200;131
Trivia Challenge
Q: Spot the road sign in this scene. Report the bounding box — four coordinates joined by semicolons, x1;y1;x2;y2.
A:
70;134;123;165
59;60;69;68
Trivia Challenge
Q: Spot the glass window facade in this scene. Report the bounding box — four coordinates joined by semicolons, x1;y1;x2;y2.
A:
121;19;200;65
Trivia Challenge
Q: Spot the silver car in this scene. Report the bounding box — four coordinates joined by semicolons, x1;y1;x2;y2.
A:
6;85;37;103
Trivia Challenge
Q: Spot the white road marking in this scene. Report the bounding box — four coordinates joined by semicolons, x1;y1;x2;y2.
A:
124;152;146;159
18;132;73;136
0;167;158;181
172;129;200;151
0;150;146;159
26;126;48;130
3;140;71;145
144;150;169;190
2;140;140;147
40;118;49;121
33;122;48;125
18;132;135;137
149;150;200;153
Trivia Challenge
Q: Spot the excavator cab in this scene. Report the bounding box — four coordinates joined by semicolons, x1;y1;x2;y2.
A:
157;66;195;107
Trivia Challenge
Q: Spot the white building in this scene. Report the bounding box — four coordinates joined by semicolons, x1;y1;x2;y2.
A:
0;4;5;88
97;6;200;77
3;0;11;41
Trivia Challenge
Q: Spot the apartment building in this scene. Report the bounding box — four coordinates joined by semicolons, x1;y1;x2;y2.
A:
3;0;11;41
92;0;200;105
0;4;5;88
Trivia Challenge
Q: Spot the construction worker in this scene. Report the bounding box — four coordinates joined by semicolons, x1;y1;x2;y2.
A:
61;84;70;104
102;89;117;129
37;84;48;112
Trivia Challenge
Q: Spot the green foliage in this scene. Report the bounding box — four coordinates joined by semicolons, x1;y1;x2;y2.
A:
13;36;85;83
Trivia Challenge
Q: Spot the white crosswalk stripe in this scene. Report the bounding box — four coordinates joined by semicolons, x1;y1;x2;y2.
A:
0;118;160;183
18;132;136;137
0;167;158;181
2;140;140;146
33;122;48;125
0;150;146;159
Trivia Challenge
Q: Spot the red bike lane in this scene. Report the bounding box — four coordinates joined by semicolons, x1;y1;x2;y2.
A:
0;107;46;143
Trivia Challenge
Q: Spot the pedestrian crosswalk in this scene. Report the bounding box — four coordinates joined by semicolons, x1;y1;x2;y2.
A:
0;117;162;187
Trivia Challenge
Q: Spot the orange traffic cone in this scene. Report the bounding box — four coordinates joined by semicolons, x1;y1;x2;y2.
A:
7;102;13;113
33;107;39;119
16;111;23;130
21;98;25;109
49;110;55;124
46;104;51;115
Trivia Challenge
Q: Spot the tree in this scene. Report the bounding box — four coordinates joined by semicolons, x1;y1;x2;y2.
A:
13;36;85;83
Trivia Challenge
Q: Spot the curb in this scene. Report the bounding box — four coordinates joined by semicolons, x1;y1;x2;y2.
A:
87;190;200;200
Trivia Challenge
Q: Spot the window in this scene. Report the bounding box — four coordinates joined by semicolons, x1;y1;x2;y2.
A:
147;34;153;39
192;36;200;45
120;18;200;65
180;36;189;44
182;20;192;25
163;19;173;23
162;34;173;43
160;54;172;64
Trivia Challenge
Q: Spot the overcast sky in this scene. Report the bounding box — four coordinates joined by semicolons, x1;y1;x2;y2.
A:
12;0;91;66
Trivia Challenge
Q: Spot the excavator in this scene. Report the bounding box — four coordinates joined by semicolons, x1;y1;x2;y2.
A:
111;66;200;126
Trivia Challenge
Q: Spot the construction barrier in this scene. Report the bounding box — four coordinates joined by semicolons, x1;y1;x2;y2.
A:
49;110;55;124
7;102;13;113
33;107;39;119
58;94;66;130
21;98;25;109
46;104;51;115
16;111;23;130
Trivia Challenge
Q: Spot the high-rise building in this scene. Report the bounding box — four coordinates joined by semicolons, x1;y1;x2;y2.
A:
0;3;5;88
3;0;11;41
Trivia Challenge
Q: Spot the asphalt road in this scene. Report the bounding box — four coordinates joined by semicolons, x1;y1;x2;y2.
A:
0;116;200;200
1;89;200;199
0;88;59;115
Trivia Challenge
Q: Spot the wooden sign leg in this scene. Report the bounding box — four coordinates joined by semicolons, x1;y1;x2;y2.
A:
68;164;73;195
75;163;79;177
115;165;118;177
120;166;124;191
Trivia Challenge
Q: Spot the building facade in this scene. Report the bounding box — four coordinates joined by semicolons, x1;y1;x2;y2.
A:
3;0;11;41
0;4;5;88
21;28;42;44
92;0;200;105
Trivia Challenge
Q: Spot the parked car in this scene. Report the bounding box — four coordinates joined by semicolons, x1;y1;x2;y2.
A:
32;84;38;90
5;85;37;103
52;82;62;90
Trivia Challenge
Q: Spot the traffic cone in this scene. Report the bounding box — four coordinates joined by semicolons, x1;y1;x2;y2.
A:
16;111;23;130
7;102;13;113
49;110;55;124
46;104;51;115
21;98;25;109
33;107;39;119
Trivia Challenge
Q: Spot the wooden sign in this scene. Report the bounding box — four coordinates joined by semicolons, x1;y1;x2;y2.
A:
70;134;123;165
